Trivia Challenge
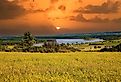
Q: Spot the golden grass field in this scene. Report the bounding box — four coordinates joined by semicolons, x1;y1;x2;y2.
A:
0;52;121;82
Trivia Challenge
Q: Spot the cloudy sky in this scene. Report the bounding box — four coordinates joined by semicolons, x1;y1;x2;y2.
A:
0;0;121;35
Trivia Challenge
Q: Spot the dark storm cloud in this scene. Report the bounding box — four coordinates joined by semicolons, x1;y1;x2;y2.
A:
58;5;66;11
69;14;121;23
30;9;45;13
69;14;87;22
0;0;26;20
74;1;121;14
0;22;56;35
70;15;109;23
87;16;110;23
50;0;58;4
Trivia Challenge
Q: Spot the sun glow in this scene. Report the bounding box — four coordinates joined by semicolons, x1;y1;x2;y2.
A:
56;26;61;30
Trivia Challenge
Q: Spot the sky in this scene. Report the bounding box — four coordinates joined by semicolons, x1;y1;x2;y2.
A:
0;0;121;35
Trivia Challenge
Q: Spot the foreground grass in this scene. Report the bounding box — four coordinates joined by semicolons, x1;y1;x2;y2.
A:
0;52;121;82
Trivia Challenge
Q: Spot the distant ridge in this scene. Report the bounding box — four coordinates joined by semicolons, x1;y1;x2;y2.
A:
0;31;121;39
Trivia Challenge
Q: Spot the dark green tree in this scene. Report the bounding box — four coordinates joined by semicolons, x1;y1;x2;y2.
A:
21;32;36;51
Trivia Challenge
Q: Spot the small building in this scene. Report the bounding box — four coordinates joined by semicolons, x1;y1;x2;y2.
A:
33;43;44;47
45;39;57;44
33;39;58;47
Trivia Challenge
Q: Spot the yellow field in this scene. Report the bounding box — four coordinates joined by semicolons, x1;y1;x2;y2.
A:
0;52;121;82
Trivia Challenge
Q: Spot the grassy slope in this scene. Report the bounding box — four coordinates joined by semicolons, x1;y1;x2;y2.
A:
72;39;121;51
0;52;121;82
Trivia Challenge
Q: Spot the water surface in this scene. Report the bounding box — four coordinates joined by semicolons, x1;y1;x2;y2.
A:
56;39;104;44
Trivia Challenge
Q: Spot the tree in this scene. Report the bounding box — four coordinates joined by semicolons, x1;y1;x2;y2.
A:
94;46;97;49
100;43;121;52
21;32;36;51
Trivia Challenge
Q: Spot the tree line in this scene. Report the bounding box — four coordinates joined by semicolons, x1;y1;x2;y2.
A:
100;43;121;52
0;32;81;53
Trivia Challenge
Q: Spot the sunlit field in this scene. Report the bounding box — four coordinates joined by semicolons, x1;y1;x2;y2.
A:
0;52;121;82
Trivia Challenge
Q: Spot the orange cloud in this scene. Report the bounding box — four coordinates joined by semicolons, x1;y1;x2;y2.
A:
58;5;66;11
0;0;121;35
74;0;121;14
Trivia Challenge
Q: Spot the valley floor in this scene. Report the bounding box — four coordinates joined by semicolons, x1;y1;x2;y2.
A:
0;52;121;82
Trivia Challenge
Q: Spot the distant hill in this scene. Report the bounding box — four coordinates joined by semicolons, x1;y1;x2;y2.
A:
0;31;121;40
35;31;121;40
